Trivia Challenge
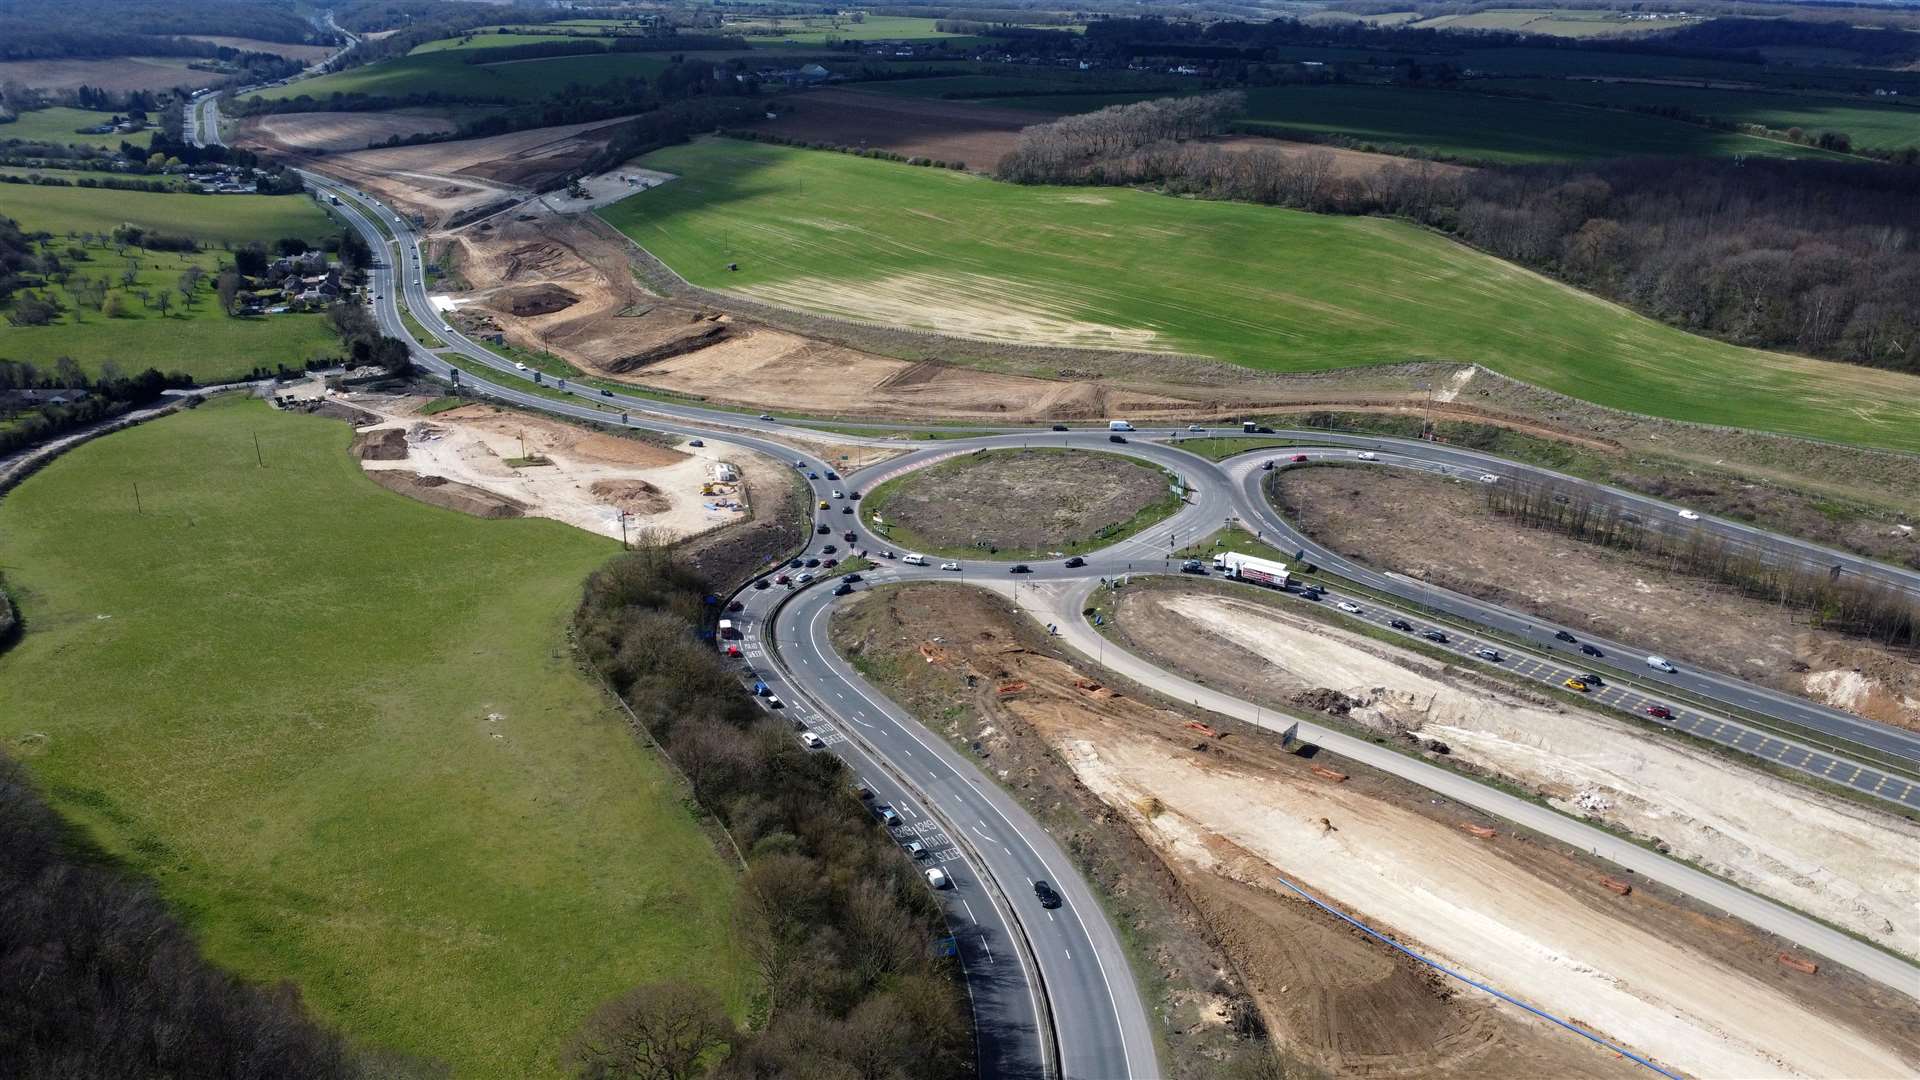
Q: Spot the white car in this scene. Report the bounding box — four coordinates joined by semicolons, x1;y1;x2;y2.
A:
940;561;962;572
1356;451;1377;461
798;572;814;584
1475;647;1504;662
514;362;528;371
1187;423;1205;431
925;867;950;889
903;840;927;859
799;731;825;749
1478;473;1500;484
1336;601;1362;614
1646;655;1677;673
1677;509;1701;521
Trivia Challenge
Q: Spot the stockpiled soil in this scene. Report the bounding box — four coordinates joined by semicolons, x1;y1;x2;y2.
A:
603;138;1920;453
0;396;748;1076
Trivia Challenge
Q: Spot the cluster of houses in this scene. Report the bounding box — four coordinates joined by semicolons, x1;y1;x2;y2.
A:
0;386;90;411
74;114;148;137
236;250;348;315
180;163;268;194
748;62;834;86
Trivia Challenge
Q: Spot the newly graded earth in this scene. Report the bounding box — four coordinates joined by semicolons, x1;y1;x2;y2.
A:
865;448;1175;557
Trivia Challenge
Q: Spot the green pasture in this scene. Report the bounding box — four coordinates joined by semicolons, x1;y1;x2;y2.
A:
0;182;336;244
246;49;670;104
1495;78;1920;150
601;138;1920;452
0;396;748;1075
0;106;153;150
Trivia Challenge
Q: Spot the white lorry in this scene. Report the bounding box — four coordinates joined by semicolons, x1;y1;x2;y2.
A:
1108;420;1135;432
1212;552;1289;590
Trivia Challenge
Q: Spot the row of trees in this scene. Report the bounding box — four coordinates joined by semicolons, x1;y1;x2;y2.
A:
994;96;1920;373
1485;479;1917;647
0;359;195;457
997;91;1244;182
573;545;971;1079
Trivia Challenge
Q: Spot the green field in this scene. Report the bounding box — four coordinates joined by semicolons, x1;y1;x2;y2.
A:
247;49;671;104
0;182;337;244
410;31;573;54
603;139;1920;452
1404;8;1696;37
0;106;153;151
1495;78;1920;150
1235;84;1846;162
0;396;747;1075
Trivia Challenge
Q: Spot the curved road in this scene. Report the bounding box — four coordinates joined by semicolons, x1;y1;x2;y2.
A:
195;92;1920;1066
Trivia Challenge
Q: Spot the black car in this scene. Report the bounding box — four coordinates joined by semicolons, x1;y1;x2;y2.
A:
842;506;853;514
1033;880;1062;909
1580;643;1604;657
823;558;839;568
1009;564;1032;574
825;471;838;480
1180;559;1205;574
1390;619;1413;632
599;388;614;397
1554;630;1577;643
843;573;863;584
1108;434;1127;443
805;558;820;568
727;600;745;613
843;530;857;542
753;579;770;590
816;524;831;534
850;491;861;500
1422;629;1449;643
790;558;805;569
1051;424;1069;432
833;582;853;596
1064;556;1085;568
823;544;838;554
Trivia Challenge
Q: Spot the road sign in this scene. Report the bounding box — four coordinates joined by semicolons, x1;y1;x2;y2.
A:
1280;721;1299;747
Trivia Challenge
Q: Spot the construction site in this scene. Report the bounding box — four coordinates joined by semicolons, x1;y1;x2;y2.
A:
830;583;1920;1080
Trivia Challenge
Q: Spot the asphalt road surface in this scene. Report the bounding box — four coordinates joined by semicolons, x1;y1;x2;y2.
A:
232;125;1920;1065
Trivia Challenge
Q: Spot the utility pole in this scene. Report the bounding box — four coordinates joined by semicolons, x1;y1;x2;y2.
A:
253;431;264;468
132;482;143;515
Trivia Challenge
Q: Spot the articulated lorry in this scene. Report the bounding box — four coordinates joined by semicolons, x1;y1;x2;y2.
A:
1213;552;1289;590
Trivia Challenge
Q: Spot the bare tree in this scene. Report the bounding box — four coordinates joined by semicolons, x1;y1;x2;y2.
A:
564;980;733;1080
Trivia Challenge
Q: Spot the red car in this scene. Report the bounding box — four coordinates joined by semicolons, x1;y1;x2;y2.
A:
775;573;791;585
1645;704;1673;720
1291;453;1309;463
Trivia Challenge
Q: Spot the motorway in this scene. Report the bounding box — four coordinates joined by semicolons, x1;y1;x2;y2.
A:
194;89;1920;1070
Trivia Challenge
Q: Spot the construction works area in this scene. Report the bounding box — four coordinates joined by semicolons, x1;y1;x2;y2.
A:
343;396;756;541
830;583;1920;1079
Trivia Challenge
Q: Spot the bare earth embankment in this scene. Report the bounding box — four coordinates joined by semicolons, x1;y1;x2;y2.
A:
1274;465;1920;730
240;110;466;153
833;584;1920;1079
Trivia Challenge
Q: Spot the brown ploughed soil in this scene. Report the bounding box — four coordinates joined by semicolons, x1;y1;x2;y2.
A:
1273;465;1920;731
1200;134;1476;178
831;585;1920;1078
873;448;1168;553
750;90;1050;170
181;37;337;62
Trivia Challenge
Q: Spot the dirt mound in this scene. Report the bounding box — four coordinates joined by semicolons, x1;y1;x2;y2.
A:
588;479;670;516
1290;687;1355;715
242;109;460;154
351;427;409;461
490;283;581;318
367;470;527;518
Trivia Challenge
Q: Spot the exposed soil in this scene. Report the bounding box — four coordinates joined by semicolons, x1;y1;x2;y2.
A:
490;283;580;318
239;109;464;153
1108;578;1920;958
1274;465;1920;731
831;585;1920;1078
180;36;337;63
872;448;1169;555
1200;134;1476;179
342;395;758;542
0;58;202;93
365;469;525;519
750;90;1051;170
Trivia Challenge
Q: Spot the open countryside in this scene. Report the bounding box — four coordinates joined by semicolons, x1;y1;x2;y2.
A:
604;138;1920;452
0;397;747;1075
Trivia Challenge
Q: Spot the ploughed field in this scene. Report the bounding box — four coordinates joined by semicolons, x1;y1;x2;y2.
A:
603;138;1920;453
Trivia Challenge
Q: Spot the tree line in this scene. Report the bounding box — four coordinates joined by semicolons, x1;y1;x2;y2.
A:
1485;478;1917;647
573;544;972;1079
997;91;1244;183
0;754;443;1079
995;97;1920;374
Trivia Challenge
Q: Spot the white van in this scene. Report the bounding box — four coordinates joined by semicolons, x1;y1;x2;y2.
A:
1108;420;1135;432
901;553;928;566
1646;655;1677;673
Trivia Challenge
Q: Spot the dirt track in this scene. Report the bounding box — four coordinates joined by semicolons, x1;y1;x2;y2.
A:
832;585;1920;1079
1275;465;1920;730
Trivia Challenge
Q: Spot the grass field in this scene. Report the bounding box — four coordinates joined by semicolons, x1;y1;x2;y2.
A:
604;139;1920;452
1403;9;1697;36
0;106;153;151
1234;84;1846;162
0;396;748;1075
246;49;671;104
0;182;338;245
1495;78;1920;150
